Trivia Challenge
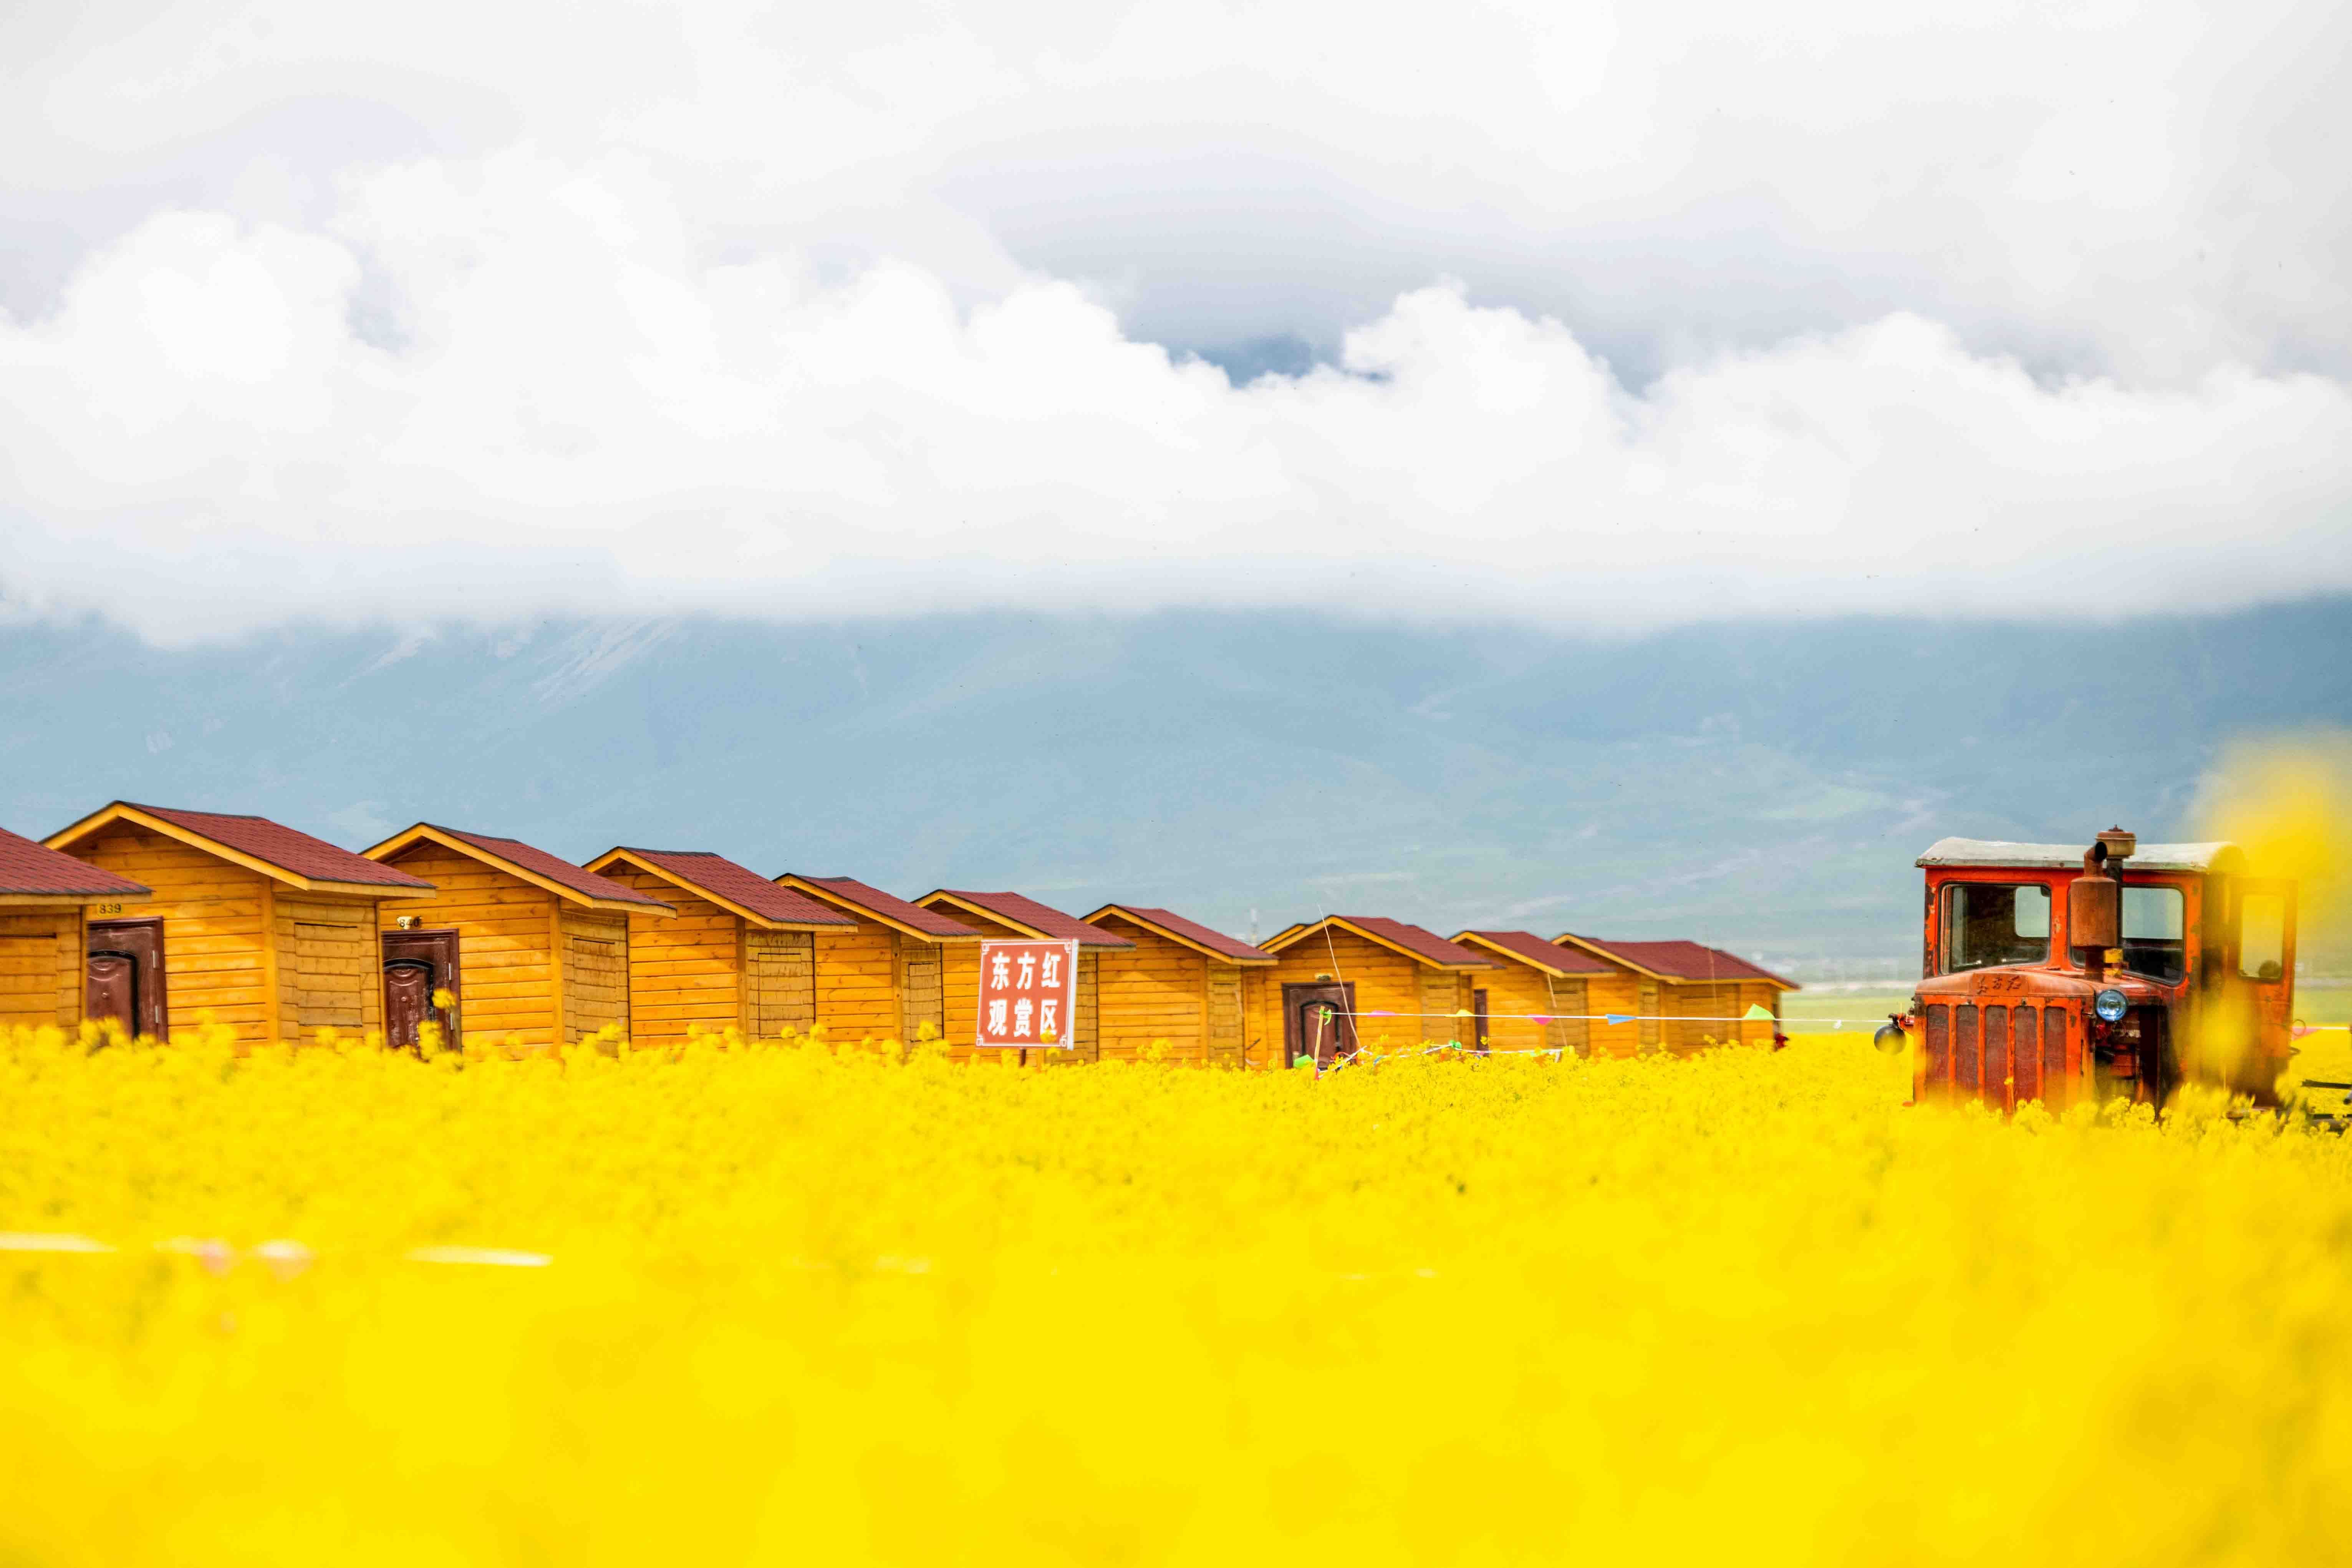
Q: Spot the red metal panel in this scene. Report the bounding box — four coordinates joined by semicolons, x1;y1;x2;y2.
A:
1954;1004;1980;1098
2012;1007;2041;1104
1924;1004;1951;1092
1994;1011;2013;1109
2043;1009;2069;1107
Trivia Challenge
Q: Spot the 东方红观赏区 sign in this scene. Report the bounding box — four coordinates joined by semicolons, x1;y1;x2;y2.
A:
975;939;1080;1048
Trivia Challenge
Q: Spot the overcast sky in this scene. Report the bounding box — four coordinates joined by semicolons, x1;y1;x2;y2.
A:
2;0;2346;641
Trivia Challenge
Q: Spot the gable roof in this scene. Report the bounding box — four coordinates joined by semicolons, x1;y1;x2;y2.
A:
1084;904;1275;964
0;825;151;903
917;890;1134;948
777;875;980;941
47;801;433;897
364;824;671;912
1452;929;1613;977
587;849;855;929
1262;916;1493;970
1554;934;1795;989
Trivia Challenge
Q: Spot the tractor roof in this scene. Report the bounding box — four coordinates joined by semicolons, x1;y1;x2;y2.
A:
1916;837;2242;874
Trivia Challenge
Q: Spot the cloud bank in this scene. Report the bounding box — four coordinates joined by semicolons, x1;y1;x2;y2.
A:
0;0;2347;639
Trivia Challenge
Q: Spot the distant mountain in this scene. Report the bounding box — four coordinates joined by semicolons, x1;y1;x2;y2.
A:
3;601;2346;977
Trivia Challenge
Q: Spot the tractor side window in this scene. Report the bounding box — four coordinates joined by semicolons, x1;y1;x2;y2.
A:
2239;893;2287;982
1945;883;2049;971
2120;886;2185;983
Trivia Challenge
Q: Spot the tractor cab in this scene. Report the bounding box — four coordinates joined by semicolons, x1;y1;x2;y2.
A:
1908;829;2295;1111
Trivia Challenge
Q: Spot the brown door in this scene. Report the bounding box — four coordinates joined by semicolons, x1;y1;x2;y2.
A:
1472;988;1490;1053
86;917;166;1039
1282;981;1357;1067
382;929;461;1050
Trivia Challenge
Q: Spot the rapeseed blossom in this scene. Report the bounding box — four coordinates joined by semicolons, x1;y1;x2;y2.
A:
1;1023;2347;1565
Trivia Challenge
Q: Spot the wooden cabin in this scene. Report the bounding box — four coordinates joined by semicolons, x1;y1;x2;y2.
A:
770;876;980;1046
363;825;673;1050
1449;930;1615;1055
1255;916;1495;1066
0;825;151;1032
1552;935;1796;1053
1081;904;1277;1066
43;801;434;1046
911;890;1133;1063
583;848;856;1045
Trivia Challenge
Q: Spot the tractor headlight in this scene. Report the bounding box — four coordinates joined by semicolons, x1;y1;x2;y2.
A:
2094;988;2128;1023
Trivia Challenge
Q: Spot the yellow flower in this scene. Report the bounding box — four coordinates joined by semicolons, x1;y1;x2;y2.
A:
0;1020;2345;1564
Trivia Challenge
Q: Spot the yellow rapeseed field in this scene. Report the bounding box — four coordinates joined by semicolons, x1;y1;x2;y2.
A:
3;1023;2349;1566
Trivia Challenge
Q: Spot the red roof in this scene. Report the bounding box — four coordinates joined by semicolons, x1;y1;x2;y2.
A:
0;825;149;898
127;803;431;889
788;876;978;938
607;849;853;926
1566;937;1795;988
924;891;1133;947
1282;916;1491;969
428;827;670;908
1456;930;1613;975
1090;905;1273;963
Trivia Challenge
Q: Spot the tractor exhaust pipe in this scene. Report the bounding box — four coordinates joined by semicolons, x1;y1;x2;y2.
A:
2069;826;2135;978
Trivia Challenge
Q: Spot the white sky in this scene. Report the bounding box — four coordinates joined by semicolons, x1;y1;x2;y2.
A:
2;0;2346;640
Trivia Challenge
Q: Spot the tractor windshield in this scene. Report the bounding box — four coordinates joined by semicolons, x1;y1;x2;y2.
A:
1944;883;2050;972
2121;886;2185;982
2239;892;2288;981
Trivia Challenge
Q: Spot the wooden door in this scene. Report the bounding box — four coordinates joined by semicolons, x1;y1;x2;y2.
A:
1282;981;1357;1067
1472;988;1490;1053
85;917;166;1038
382;929;461;1050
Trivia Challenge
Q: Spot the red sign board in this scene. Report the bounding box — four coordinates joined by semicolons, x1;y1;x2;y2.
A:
974;939;1080;1049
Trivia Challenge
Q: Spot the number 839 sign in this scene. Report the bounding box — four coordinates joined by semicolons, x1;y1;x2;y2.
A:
975;940;1080;1049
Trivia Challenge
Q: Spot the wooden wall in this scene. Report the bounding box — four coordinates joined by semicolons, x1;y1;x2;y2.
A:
561;909;629;1043
1420;969;1475;1046
1207;966;1257;1067
604;868;739;1046
62;824;390;1047
937;907;1020;1054
0;907;83;1029
274;896;380;1042
1578;969;1646;1058
1093;916;1211;1063
1259;931;1433;1056
899;936;945;1046
813;917;901;1043
1665;980;1779;1051
1477;964;1588;1055
746;929;815;1038
376;842;558;1048
65;823;270;1043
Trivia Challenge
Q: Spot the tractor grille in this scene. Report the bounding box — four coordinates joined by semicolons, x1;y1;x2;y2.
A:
2011;1007;2039;1104
1921;1001;2064;1109
1984;1005;2009;1101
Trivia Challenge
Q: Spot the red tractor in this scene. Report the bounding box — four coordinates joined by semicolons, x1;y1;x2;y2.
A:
1899;829;2296;1109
